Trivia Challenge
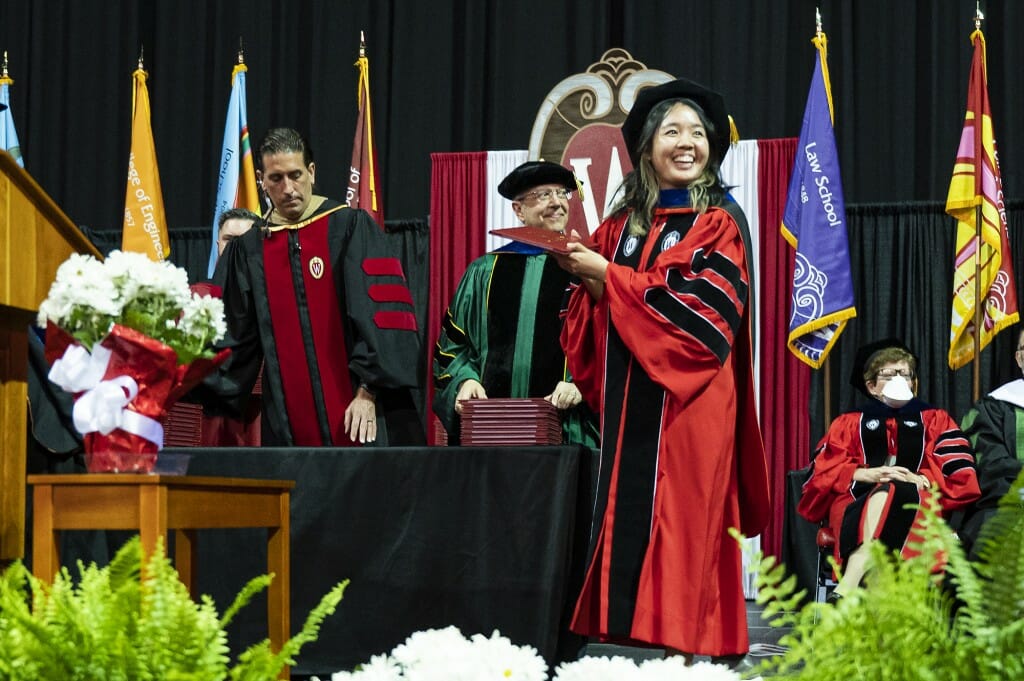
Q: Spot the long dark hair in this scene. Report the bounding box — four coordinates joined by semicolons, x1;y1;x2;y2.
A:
610;98;726;235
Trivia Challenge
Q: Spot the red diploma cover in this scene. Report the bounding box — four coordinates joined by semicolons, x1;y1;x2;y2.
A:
489;225;595;254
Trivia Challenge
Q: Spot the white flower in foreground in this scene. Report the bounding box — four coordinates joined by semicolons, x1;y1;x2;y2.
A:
637;657;740;680
391;626;474;671
330;653;402;681
467;630;547;681
552;654;640;681
690;660;744;680
331;628;746;681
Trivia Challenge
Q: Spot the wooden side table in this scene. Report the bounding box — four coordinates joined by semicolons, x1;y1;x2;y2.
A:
27;474;294;666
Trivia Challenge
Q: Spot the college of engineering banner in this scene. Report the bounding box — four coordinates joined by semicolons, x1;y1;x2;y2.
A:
121;65;169;261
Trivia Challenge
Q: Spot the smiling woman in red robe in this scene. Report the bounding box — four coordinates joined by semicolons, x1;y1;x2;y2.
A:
554;79;770;660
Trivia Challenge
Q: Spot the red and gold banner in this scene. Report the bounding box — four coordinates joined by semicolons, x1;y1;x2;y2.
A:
946;29;1017;369
346;50;384;228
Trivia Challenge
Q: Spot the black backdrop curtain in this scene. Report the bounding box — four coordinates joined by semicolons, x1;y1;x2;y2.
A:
808;201;1024;451
0;1;1020;230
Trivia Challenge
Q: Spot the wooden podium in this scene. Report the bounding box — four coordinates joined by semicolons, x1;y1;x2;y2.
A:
0;150;101;561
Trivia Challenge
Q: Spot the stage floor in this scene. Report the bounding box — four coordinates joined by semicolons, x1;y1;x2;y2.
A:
580;599;789;667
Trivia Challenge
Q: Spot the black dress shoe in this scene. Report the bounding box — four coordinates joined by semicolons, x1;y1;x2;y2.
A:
710;653;746;668
711;654;757;673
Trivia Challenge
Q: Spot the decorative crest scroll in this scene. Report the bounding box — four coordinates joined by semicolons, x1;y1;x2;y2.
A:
527;49;672;231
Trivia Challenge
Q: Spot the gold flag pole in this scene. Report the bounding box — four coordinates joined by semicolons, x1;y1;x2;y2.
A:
971;3;984;403
814;6;835;426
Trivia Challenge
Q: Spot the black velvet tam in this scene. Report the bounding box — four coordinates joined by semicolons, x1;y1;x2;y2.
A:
497;161;576;200
620;77;730;166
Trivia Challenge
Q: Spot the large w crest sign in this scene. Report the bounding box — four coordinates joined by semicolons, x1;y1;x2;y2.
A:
527;49;672;233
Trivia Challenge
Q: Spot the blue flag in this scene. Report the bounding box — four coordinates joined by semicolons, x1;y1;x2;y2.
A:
0;76;24;167
210;62;260;276
781;33;856;368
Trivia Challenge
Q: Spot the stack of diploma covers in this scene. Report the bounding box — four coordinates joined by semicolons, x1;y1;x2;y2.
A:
161;401;203;447
460;398;562;446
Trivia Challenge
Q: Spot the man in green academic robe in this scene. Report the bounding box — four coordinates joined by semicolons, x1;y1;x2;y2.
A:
433;161;599;447
959;327;1024;559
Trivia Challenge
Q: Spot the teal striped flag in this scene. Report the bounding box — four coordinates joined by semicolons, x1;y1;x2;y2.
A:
1;69;24;167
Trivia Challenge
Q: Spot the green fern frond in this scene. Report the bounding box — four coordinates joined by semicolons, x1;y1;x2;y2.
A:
219;572;273;629
751;487;1024;681
136;543;230;678
229;579;348;681
0;534;345;680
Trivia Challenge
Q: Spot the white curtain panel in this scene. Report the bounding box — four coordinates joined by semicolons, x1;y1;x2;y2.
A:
485;150;529;253
720;138;763;600
720;139;762;398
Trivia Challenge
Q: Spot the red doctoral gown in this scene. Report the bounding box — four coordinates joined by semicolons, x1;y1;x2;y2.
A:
562;204;770;656
797;400;980;566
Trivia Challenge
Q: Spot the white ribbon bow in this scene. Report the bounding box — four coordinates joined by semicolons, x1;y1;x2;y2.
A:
49;343;112;392
48;343;165;448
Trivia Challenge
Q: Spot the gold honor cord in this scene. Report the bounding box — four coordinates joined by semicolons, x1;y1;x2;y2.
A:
265;204;348;232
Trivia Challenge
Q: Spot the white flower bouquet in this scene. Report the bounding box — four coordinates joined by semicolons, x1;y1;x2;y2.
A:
322;627;743;681
38;251;229;472
38;250;225;364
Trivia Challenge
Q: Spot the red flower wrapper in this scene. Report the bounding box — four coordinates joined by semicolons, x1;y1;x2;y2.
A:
45;322;229;473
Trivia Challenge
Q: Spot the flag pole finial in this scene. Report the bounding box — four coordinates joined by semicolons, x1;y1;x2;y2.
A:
815;7;823;38
359;30;366;58
237;36;245;64
974;2;984;29
2;51;8;79
137;46;144;70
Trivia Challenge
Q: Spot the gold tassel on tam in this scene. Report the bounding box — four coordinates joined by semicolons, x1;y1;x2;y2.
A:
574;175;586;202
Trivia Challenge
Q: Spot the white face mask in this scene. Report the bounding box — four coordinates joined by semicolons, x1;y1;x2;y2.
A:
880;375;914;408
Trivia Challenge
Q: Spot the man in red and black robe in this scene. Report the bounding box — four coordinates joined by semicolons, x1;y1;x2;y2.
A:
202;128;422;446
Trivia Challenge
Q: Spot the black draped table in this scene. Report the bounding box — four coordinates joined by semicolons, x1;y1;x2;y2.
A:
31;445;595;676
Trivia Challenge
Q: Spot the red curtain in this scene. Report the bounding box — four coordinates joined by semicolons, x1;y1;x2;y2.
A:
427;152;489;444
756;137;810;557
